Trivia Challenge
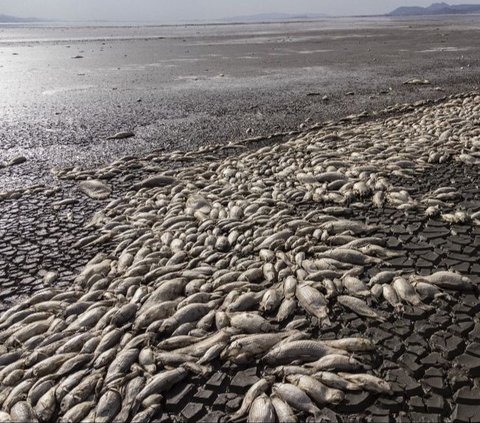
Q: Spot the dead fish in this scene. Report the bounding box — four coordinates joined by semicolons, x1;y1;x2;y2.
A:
56;353;93;377
133;174;177;190
228;378;270;421
321;220;375;235
130;404;162;423
270;365;315;378
271;394;298;423
28;379;56;406
416;271;474;291
276;299;296;322
272;383;321;417
158;335;203;351
10;401;38;422
55;369;91;402
228;291;263;312
248;394;276;423
322;337;375;352
260;288;282;313
161;303;214;333
223;332;290;364
314;371;361;391
94;389;122;423
229;313;275;333
173;329;231;357
287;374;344;405
61;373;103;412
134;368;188;407
382;284;404;312
341;276;370;297
3;378;34;410
59;401;94;423
337;295;385;321
34;386;57;422
338;373;392;394
317;248;380;265
392;277;430;309
263;340;345;365
105;348;140;385
305;354;368;372
197;343;226;365
411;280;451;301
295;284;330;326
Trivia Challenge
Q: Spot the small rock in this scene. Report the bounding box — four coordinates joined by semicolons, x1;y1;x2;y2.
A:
106;131;135;140
8;156;27;166
403;79;431;85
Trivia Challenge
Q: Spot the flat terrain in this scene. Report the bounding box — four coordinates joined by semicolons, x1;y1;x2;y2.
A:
0;17;480;423
0;15;479;190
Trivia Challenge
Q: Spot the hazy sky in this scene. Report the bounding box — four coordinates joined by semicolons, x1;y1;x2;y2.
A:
1;0;480;22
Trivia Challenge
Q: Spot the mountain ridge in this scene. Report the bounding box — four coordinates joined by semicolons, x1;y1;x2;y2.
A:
389;2;480;16
0;14;42;23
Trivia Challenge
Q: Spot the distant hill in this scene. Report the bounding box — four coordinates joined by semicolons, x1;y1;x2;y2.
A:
0;14;41;23
222;13;328;23
389;2;480;16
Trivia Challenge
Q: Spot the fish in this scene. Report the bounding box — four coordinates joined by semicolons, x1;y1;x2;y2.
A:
338;373;392;394
382;284;404;312
271;394;298;423
287;374;344;405
337;295;385;321
305;354;368;372
295;284;330;326
392;277;430;309
134;368;188;407
322;337;375;352
314;371;361;391
94;390;123;423
247;394;276;423
228;378;271;421
229;313;275;333
272;383;321;417
10;401;38;423
263;340;346;365
415;271;474;291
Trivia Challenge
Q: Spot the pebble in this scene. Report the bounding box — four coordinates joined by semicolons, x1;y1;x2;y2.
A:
8;156;27;166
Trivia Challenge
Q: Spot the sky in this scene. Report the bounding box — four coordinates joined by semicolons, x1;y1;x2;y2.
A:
1;0;480;22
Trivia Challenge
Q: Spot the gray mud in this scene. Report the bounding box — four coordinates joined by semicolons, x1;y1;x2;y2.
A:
1;15;480;190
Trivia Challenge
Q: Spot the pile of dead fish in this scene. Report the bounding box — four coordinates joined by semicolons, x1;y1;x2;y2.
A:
0;93;478;422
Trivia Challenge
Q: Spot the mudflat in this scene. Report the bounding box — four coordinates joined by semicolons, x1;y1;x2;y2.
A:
1;14;480;423
0;15;479;190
